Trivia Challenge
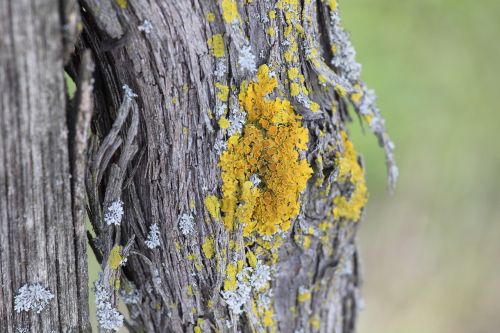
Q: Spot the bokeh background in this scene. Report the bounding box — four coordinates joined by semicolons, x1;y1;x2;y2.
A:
341;1;500;332
84;0;500;331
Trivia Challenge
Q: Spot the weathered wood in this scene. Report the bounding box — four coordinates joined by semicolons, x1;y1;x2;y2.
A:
0;0;90;331
78;1;395;332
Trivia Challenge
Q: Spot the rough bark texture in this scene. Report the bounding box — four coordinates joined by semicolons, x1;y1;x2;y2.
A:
76;1;396;333
0;0;90;332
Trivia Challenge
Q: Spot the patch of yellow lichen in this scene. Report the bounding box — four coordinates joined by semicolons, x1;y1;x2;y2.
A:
298;289;311;303
204;195;221;220
303;235;311;249
223;263;238;291
246;249;258;268
108;245;123;270
207;12;215;22
262;308;275;329
208;34;225;58
310;315;321;330
328;0;338;11
221;0;240;24
202;238;215;259
215;82;229;101
334;84;348;97
332;131;368;221
219;65;312;236
116;0;127;9
219;117;230;129
350;84;363;104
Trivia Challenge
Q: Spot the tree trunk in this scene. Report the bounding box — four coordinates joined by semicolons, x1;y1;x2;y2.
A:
2;0;397;332
0;0;90;332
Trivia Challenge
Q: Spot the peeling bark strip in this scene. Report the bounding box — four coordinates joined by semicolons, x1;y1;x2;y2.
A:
0;0;90;331
79;0;396;332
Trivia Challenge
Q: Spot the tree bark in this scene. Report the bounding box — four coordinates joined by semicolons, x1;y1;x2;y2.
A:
0;0;90;332
1;0;396;332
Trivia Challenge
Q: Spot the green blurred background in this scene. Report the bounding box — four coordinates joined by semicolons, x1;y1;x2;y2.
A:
84;0;500;331
341;0;500;332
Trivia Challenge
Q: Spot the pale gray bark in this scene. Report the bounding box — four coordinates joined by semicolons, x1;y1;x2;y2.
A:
0;0;90;332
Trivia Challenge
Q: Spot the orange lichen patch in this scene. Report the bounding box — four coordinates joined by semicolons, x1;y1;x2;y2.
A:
332;131;368;221
219;65;312;236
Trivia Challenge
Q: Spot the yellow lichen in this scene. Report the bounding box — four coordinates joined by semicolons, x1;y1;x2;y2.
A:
116;0;127;9
223;263;238;291
332;131;368;221
207;12;215;22
221;0;240;23
246;249;258;268
219;117;230;129
310;315;321;330
219;64;312;236
303;235;311;249
310;102;320;113
202;238;215;259
334;84;348;97
215;82;229;101
298;289;311;302
288;67;299;80
108;245;123;270
262;308;275;328
362;114;373;124
208;34;225;58
204;195;221;220
351;84;363;104
328;0;337;11
290;82;300;97
268;10;276;20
